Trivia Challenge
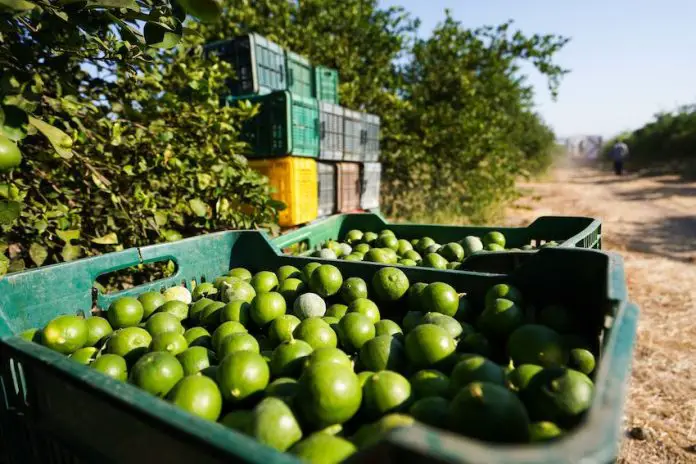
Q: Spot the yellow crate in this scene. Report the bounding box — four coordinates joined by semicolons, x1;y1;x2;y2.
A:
248;157;318;227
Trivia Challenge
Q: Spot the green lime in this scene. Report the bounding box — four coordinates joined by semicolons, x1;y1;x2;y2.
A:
458;332;491;357
138;291;166;318
315;247;335;260
302;262;322;283
403;250;422;263
323;316;340;330
450;355;506;390
477;298;523;339
420;282;459;317
156;300;189;322
340;277;368;304
249;397;303;451
296;362;362;428
251;271;279;294
163;286;192;305
337;312;375;354
268;314;301;346
191;282;218;301
218;332;260;359
450;382;530;443
440;243;465;262
461;236;484;256
381;248;399;264
568;348;596;375
529;421;564;442
363;232;378;244
362;370;412;419
358;335;406;372
200;301;226;329
220;410;253;434
337;243;352;257
484;283;523;309
215;276;239;292
250;292;287;327
363;248;391;264
343;253;363;262
70;347;98;365
405;324;456;370
85;316;113;347
151;332;188;355
266;377;299;404
374;319;403;339
352;414;415;449
409;396;449;428
407;282;428;311
377;235;398;251
278;278;306;305
410;369;450;399
396;239;413;256
221;279;256;304
145;312;184;337
177;346;213;375
183;326;211;348
270;339;314;378
293;317;337;350
189;297;214;323
228;267;252;281
421;312;464;339
91;353;128;381
379;229;396;238
277;265;302;282
485;243;505;252
308;264;343;298
42;315;88;354
416;237;436;253
506;364;543;392
217;350;270;403
447;262;461;270
508;324;569;368
372;267;409;302
211;320;247;352
220;300;250;326
521;367;594;427
106;327;152;364
291;433;357;463
0;135;22;171
130;351;184;397
167;375;222;421
398;259;417;266
326;303;348;319
347;298;380;324
293;292;326;319
304;347;352;370
357;371;375;387
483;231;506;248
402;311;424;333
354;243;371;254
345;230;364;244
108;297;144;329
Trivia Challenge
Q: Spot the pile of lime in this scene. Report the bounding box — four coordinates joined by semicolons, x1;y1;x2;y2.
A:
24;262;595;461
310;229;558;269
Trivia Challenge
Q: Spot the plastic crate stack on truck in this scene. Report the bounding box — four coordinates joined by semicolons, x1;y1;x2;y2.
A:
205;34;382;228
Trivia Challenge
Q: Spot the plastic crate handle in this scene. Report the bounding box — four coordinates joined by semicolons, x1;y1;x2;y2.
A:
320;121;326;139
280;64;285;82
288;67;293;87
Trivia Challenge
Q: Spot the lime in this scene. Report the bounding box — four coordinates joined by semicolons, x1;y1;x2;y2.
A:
145;312;183;337
403;250;422;262
363;248;391;264
91;353;128;381
296;362;362;428
191;282;218;301
458;332;491;357
461;236;484;256
308;264;343;298
398;259;417;266
315;248;337;260
218;332;260;359
42;315;88;354
450;382;530;443
163;286;192;305
377;235;398;251
176;0;222;23
266;377;299;404
177;346;213;375
0;135;22;171
221;279;256;304
421;312;463;339
214;276;239;292
130;352;184;397
106;327;152;364
151;332;188;355
362;370;412;419
354;243;371;254
156;300;189;322
278;278;305;304
372;267;409;302
251;271;279;294
337;312;375;354
270;339;314;378
402;311;424;333
358;335;406;372
447;262;461;270
410;369;450;399
293;317;337;350
108;297;144;329
183;326;211;348
189;297;214;323
70;347;98;365
277;265;302;283
396;239;413;256
379;229;396;238
268;314;301;346
228;267;252;281
323;316;340;331
529;421;564;442
568;348;596;375
484;283;523;309
485;243;505;252
345;230;364;244
424;244;441;255
138;291;166;318
416;237;436;253
217;350;270;403
420;282;459;317
211;320;247;352
344;253;363;262
409;396;449;428
352;414;415;449
477;298;523;339
85;316;113;347
406;283;427;313
167;375;222;421
340;277;368;304
249;397;303;451
450;355;506;390
338;243;352;257
219;300;250;326
508;324;569;368
440;243;465;262
250;292;286;327
304;347;353;370
302;262;322;283
220;410;253;434
404;324;456;370
357;371;375;387
19;328;42;343
293;292;326;320
483;231;506;248
291;433;357;463
374;319;403;339
539;305;576;334
363;232;378;244
347;298;380;324
326;303;348;319
521;367;594;427
381;248;399;264
506;364;543;392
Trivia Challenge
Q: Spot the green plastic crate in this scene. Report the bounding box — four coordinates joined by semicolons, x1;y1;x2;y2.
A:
314;66;339;104
229;90;319;158
285;51;314;99
0;231;635;463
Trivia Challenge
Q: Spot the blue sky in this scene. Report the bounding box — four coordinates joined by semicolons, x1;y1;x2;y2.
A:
381;0;696;138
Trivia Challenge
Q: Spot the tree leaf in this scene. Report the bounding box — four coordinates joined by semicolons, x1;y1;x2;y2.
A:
91;233;119;245
0;200;21;225
189;198;208;217
86;0;137;9
154;211;168;226
0;105;28;142
8;258;24;273
0;253;8;276
29;243;48;267
61;244;81;262
162;229;183;242
56;229;80;243
0;0;36;12
28;116;73;159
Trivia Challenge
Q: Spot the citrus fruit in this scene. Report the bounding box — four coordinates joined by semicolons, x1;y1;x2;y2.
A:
377;235;398;251
347;298;380;324
316;248;337;259
0;135;22;171
70;347;98;365
218;332;260;358
395;239;413;255
278;278;305;304
485;243;504;252
107;297;144;329
363;248;391;264
42;314;89;354
270;339;314;378
228;267;252;282
529;421;564;442
483;231;506;248
449;382;530;443
379;229;396;238
189;297;214;323
337;312;375;354
340;277;368;304
407;282;428;311
403;250;422;263
249;397;303;451
183;326;211;348
85;316;113;347
458;332;492;357
156;300;189;322
266;377;299;404
374;319;403;339
358;335;407;372
362;231;378;244
354;243;371;254
419;282;459;317
345;230;364;244
450;355;506;390
293;317;337;350
268;314;301;346
191;282;218;301
151;332;188;355
507;324;569;368
293;292;326;320
145;312;183;336
130;351;184;397
416;237;436;253
19;328;42;343
277;265;302;282
404;324;456;370
138;291;166;318
220;300;250;325
326;303;348;319
538;304;576;334
163;286;192;304
421;312;463;339
221;279;256;303
323;315;339;327
167;374;222;421
362;370;412;419
214;276;239;292
352;413;415;449
91;353;128;381
199;301;226;328
338;243;352;257
304;347;352;370
251;271;279;294
291;432;357;463
410;369;450;399
402;311;424;333
372;267;409;302
106;327;152;363
343;253;363;262
409;396;449;428
220;410;253;434
250;292;286;327
484;283;523;308
381;248;399;264
440;242;465;262
477;298;524;339
302;262;322;282
216;350;270;403
398;259;417;266
521;367;594;427
506;364;543;392
308;264;343;298
461;236;484;256
296;361;362;428
177;346;213;375
357;371;375;387
211;321;247;352
446;262;461;270
568;348;596;375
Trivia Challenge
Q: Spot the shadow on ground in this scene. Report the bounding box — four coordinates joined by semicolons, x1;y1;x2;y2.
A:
620;215;696;263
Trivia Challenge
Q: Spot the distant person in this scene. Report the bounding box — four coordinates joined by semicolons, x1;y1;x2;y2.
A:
610;140;629;175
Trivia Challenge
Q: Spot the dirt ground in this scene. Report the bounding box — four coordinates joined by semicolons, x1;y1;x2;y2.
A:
504;163;696;463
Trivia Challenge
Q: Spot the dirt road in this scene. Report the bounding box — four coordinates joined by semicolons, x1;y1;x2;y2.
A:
504;166;696;463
